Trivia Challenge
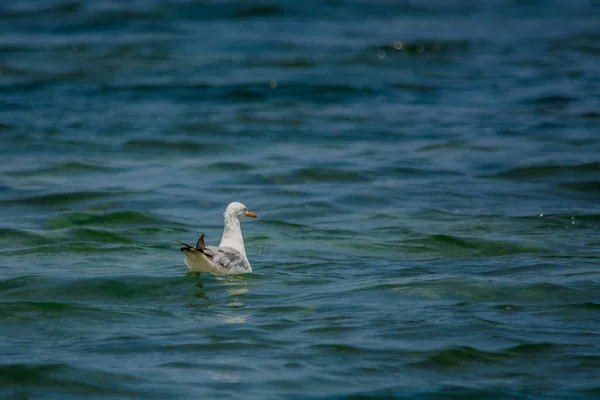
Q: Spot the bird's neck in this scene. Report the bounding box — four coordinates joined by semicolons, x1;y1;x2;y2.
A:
219;215;246;258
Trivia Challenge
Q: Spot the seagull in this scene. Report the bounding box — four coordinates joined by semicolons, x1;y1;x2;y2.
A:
178;202;257;275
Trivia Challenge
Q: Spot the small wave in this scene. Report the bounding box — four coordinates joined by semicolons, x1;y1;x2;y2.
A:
101;81;375;104
259;219;310;229
123;139;216;153
524;94;574;106
333;194;392;207
386;277;589;304
1;275;193;301
0;301;103;321
560;181;600;194
0;275;42;292
579;111;600;119
416;346;502;368
490;304;527;311
243;57;318;69
309;344;368;354
390;82;441;93
417;140;498;152
490;162;600;180
377;167;462;178
63;227;134;244
574;214;600;222
3;191;120;207
514;213;600;225
264;167;370;184
101;81;210;92
232;5;285;18
428;234;477;249
416;343;562;370
548;31;600;56
159;361;200;369
0;362;151;396
560;302;600;310
0;363;66;385
3;242;133;256
0;1;80;17
203;162;256;172
159;341;271;353
404;234;545;257
373;40;471;55
47;210;173;229
351;39;473;65
261;305;311;314
0;228;52;247
1;217;178;253
506;342;557;354
232;82;377;102
303;325;358;334
223;85;268;100
0;67;90;86
5;162;119;177
513;283;582;302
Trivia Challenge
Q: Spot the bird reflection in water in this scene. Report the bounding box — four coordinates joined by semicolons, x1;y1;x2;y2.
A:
185;273;250;317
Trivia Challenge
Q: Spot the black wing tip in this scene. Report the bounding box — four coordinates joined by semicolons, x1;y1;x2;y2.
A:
196;234;206;251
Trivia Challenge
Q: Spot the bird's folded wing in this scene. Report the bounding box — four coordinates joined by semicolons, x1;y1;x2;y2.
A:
207;246;250;271
178;234;214;258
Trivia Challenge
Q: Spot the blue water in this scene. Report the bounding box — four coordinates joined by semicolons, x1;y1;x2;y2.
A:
1;1;600;399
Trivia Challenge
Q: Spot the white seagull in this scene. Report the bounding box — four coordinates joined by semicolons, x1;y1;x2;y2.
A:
178;202;257;275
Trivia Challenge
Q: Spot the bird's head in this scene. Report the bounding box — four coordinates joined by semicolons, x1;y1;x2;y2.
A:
224;202;257;220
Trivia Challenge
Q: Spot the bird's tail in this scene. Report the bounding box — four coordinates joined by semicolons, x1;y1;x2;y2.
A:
177;241;194;252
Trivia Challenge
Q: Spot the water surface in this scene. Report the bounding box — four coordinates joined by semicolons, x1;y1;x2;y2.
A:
1;0;600;398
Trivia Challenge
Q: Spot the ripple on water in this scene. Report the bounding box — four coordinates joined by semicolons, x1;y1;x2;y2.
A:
3;191;125;208
0;300;114;322
0;275;197;302
46;210;176;229
559;180;600;194
250;167;371;185
231;5;285;19
4;162;121;177
0;362;162;398
490;162;600;180
123;139;224;154
402;234;547;257
203;161;256;172
380;277;594;304
0;228;53;248
415;346;504;368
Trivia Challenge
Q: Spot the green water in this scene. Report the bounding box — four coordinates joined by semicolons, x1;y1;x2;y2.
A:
2;0;600;398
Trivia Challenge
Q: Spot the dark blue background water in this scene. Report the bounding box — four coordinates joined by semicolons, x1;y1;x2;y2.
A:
1;1;600;399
